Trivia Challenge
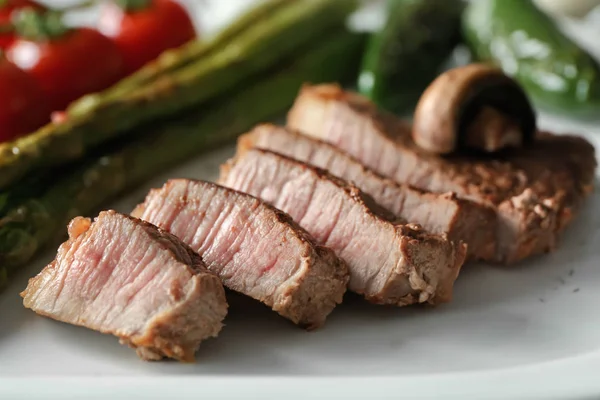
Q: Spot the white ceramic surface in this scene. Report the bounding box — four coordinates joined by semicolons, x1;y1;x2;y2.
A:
1;112;599;400
2;1;600;399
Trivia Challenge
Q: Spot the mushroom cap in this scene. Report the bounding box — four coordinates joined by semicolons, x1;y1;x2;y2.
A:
412;63;537;154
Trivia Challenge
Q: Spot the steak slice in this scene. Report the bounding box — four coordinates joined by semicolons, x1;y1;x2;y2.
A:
219;148;466;306
287;84;597;264
132;179;348;329
239;123;497;261
21;211;228;362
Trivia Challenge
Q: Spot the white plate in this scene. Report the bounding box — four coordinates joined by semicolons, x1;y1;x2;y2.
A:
0;112;599;400
2;2;600;399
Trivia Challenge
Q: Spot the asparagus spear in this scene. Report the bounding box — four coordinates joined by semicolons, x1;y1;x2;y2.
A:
0;0;358;191
0;30;367;290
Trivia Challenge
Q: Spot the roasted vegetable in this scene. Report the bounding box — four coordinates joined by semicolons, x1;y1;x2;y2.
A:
358;0;464;113
463;0;600;117
412;63;536;155
0;0;358;190
0;29;367;289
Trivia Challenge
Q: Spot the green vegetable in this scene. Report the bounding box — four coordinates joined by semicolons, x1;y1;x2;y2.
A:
12;9;70;40
0;30;366;290
0;173;49;215
462;0;600;117
0;0;358;190
358;0;464;113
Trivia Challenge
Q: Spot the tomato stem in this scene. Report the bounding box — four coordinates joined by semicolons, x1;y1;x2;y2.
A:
55;0;98;14
12;9;70;40
0;1;98;38
113;0;153;12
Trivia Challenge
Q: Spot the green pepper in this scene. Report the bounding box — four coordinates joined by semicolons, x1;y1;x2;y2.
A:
463;0;600;117
358;0;464;114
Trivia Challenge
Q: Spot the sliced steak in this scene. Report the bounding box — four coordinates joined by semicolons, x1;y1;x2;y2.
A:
219;148;466;306
21;210;228;362
239;123;497;261
287;84;597;264
132;179;348;329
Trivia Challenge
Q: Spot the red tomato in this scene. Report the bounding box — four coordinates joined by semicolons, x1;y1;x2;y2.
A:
0;57;49;142
98;0;196;76
7;28;124;112
0;0;46;49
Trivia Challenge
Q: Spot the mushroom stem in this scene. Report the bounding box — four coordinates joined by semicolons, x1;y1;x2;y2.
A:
465;106;523;152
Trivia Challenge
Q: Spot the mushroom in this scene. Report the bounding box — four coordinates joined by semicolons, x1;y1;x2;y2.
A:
412;63;537;155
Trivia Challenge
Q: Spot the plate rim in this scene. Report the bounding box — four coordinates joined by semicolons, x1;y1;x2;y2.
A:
2;351;600;399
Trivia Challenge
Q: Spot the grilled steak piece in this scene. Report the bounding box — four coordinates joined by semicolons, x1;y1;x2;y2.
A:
219;148;466;306
21;211;228;362
287;84;597;264
132;180;348;329
239;123;497;261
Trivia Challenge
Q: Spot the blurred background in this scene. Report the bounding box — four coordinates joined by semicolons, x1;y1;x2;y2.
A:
44;0;600;55
9;0;600;121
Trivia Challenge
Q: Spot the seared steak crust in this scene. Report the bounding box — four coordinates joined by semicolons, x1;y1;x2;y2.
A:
287;84;597;263
220;148;466;306
21;211;228;362
132;179;349;329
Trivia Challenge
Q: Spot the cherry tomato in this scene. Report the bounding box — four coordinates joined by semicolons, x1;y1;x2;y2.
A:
0;57;49;142
0;0;46;49
7;27;124;112
98;0;196;76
